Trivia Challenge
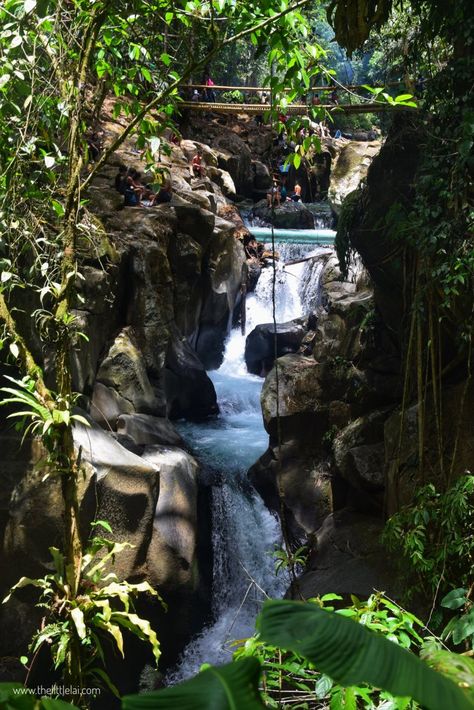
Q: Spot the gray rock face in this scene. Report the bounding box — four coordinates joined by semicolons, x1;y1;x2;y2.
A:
96;327;166;415
333;409;393;506
116;413;184;447
290;509;399;600
328;141;381;215
249;443;333;541
214;133;253;195
195;219;246;369
245;321;306;376
90;381;135;428
0;420;206;667
252;160;272;193
141;446;199;592
252;200;315;229
165;328;218;420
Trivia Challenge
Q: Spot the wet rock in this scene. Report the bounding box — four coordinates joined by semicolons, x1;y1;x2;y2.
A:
251;200;315;229
165;328;218;420
245;321;306;376
116;413;184;447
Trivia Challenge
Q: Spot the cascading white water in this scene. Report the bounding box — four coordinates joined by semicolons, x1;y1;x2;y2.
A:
167;235;334;683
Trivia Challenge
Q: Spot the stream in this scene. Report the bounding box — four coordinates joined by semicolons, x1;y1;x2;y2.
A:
167;226;336;682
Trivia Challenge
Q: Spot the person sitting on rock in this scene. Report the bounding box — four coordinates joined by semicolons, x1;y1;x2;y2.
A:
114;165;128;194
192;150;204;178
290;182;302;202
267;181;281;208
153;178;172;204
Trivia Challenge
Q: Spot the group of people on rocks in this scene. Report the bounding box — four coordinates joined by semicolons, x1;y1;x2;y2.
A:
266;176;301;207
115;165;172;207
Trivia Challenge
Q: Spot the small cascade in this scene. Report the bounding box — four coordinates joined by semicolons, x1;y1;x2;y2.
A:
167;232;333;684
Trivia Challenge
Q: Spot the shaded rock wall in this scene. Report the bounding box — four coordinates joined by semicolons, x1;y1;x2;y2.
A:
0;132;244;681
249;114;473;601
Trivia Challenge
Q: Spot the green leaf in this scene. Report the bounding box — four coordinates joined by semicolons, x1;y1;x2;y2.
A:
3;576;48;603
122;658;265;709
51;199;64;217
42;698;81;709
71;607;86;640
91;520;113;534
421;647;474;696
112;612;160;663
441;588;467;609
258;600;474;710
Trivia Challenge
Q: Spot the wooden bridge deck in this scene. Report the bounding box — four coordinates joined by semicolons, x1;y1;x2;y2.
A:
180;101;414;115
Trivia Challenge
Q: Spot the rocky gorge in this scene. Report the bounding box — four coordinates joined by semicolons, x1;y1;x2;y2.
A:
3;107;467;695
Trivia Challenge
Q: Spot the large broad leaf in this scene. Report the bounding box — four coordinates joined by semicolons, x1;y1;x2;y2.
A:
258;600;474;710
122;658;264;710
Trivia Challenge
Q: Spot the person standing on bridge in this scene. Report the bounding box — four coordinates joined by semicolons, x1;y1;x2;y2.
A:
204;73;216;102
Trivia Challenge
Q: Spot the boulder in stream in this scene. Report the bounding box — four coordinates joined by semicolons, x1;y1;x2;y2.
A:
251;199;315;229
244;320;306;376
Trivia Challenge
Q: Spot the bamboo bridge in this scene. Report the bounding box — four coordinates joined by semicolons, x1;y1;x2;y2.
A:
179;83;417;115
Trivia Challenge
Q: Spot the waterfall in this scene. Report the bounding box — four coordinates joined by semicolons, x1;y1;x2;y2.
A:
166;234;334;683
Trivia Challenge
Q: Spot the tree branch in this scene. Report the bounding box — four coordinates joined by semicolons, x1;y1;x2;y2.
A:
81;0;311;190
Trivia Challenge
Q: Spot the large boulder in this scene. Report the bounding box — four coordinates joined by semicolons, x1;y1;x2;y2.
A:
245;320;306;376
90;381;135;428
164;328;218;420
195;220;246;369
0;420;209;676
328;140;381;215
261;355;325;439
214;133;253;196
96;327;165;415
252;160;272;195
249;443;333;540
251;200;315;229
116;413;184;448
